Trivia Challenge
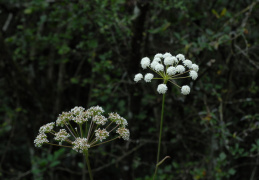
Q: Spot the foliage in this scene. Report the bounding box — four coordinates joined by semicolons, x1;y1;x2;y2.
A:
1;0;259;179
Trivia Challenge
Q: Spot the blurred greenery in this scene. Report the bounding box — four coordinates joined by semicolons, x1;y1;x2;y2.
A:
1;0;259;179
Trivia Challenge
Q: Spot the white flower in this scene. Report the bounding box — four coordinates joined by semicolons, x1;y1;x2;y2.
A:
134;73;143;82
34;133;49;147
72;137;90;153
154;53;163;59
176;54;185;61
157;84;168;94
154;64;164;72
141;57;150;69
144;73;154;82
164;57;174;66
39;122;55;133
176;65;185;73
181;85;190;95
92;115;107;125
56;112;72;127
183;60;192;68
163;52;172;59
166;66;177;75
191;64;199;72
95;128;109;142
72;111;90;124
190;70;198;80
54;129;70;142
87;106;104;116
116;127;130;140
151;61;159;69
71;106;85;114
171;56;178;64
108;112;128;126
153;57;161;62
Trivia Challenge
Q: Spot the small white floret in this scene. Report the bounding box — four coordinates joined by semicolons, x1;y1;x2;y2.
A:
144;73;154;82
134;73;143;82
176;65;185;73
153;58;161;62
157;84;168;94
167;66;177;75
141;57;150;69
154;64;164;72
190;70;198;80
151;61;159;69
163;52;172;59
176;54;185;61
164;57;174;66
183;60;192;68
181;85;190;95
154;53;163;59
191;64;199;72
171;56;178;64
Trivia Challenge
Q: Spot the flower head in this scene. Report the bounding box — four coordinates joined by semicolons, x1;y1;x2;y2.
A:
54;129;70;142
134;52;199;95
34;133;49;147
157;84;168;94
141;57;150;69
181;85;191;95
144;73;154;82
35;106;129;153
116;127;130;140
39;122;55;133
134;73;143;82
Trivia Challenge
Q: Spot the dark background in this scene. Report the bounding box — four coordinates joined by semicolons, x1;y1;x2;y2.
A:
1;0;259;179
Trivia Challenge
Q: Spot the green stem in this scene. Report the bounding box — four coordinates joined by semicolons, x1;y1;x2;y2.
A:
84;151;93;180
153;93;166;180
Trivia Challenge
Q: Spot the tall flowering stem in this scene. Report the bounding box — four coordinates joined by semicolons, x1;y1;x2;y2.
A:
34;106;130;180
153;93;166;179
84;151;93;180
134;52;199;179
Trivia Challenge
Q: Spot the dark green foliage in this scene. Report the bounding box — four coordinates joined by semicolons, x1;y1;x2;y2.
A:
1;0;259;179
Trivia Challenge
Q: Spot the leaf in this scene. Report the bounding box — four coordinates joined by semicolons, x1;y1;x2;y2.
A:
220;8;227;17
212;9;219;18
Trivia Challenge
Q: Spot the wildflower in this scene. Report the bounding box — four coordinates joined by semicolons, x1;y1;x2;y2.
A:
116;127;130;140
157;84;168;94
154;64;164;72
92;115;108;125
87;106;104;116
108;112;128;126
141;57;150;69
134;52;199;95
192;64;199;72
56;111;72;127
54;129;70;142
134;73;143;82
39;122;55;133
190;70;198;80
176;54;185;61
181;85;191;95
95;128;109;142
144;73;154;82
183;60;192;68
34;133;49;147
72;137;90;153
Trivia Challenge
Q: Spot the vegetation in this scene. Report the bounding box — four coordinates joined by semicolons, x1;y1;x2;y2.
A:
1;0;259;179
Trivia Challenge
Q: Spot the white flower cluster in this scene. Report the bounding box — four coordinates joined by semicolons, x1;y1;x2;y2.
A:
108;112;128;126
116;127;130;140
35;105;130;151
92;115;108;125
39;122;55;133
72;137;90;153
34;133;49;147
95;128;109;142
134;53;199;95
54;129;70;142
56;111;73;127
